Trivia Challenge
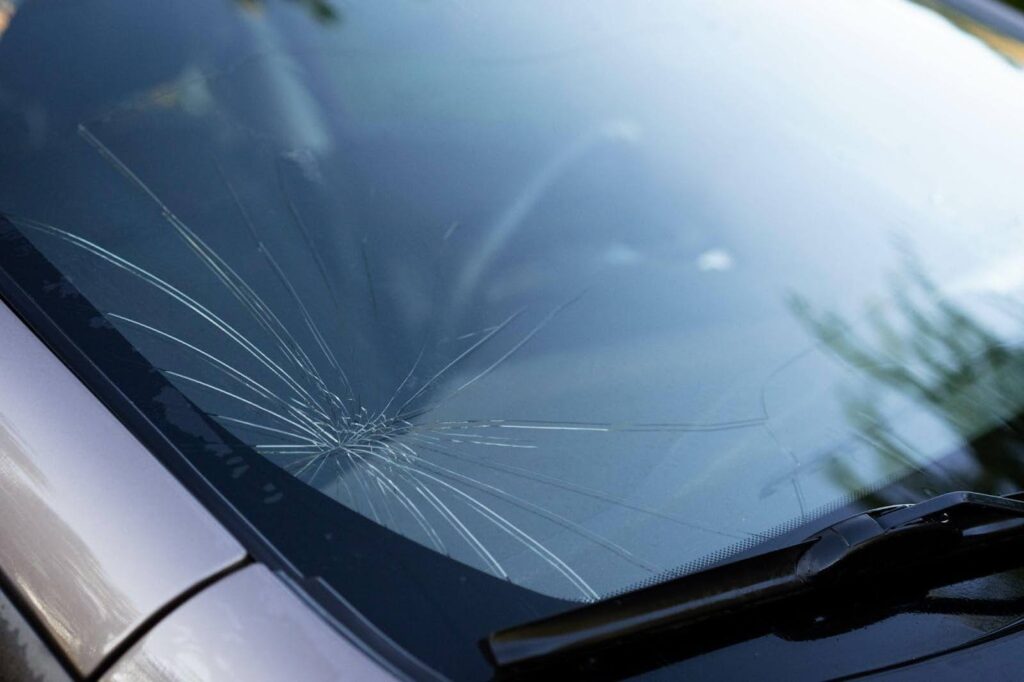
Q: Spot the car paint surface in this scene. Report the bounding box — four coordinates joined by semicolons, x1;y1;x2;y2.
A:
100;564;392;682
0;299;247;676
0;582;71;682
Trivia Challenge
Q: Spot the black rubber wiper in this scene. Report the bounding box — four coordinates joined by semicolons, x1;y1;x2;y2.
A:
485;490;1024;671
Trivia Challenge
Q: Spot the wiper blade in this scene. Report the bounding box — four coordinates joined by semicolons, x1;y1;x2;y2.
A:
485;490;1024;671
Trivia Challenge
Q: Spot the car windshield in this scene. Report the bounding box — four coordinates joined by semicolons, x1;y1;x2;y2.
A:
4;0;1024;676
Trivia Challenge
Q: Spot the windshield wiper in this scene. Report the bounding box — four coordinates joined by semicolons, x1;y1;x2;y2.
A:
484;490;1024;671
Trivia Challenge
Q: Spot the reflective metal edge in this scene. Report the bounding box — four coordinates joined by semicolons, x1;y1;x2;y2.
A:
100;564;394;682
0;299;247;676
0;579;72;682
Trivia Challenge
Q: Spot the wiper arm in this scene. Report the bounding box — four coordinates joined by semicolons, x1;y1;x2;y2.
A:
485;490;1024;671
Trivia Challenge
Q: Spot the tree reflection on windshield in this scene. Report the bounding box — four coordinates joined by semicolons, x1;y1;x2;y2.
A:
793;251;1024;508
235;0;342;24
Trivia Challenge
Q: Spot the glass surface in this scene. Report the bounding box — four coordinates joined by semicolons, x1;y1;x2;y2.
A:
4;0;1024;675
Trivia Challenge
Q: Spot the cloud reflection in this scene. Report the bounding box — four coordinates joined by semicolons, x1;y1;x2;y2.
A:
0;414;134;671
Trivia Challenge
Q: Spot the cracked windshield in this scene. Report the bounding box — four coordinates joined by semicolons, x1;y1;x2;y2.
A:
4;0;1024;609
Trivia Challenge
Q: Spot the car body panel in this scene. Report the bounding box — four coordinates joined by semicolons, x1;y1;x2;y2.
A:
873;626;1024;680
0;299;247;676
0;582;71;682
100;564;392;682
